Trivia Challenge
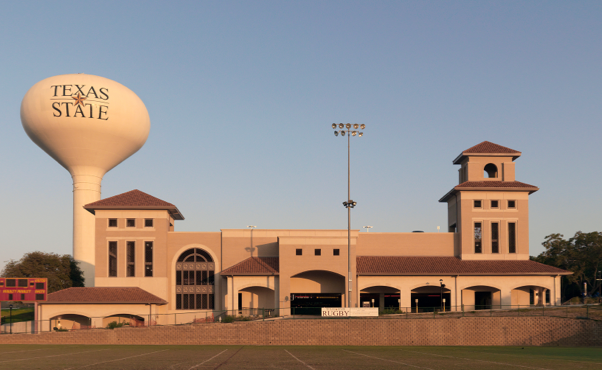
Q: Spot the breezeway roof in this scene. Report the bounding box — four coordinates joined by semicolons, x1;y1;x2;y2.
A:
356;256;571;276
43;287;167;305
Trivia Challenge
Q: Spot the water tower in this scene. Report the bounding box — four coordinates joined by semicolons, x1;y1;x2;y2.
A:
21;74;150;286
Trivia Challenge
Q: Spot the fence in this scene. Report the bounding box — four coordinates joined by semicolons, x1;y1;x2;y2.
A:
1;304;600;335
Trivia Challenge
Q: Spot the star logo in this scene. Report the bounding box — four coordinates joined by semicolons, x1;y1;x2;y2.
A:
72;93;87;107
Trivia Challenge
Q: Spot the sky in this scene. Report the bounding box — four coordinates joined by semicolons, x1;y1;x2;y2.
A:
1;1;601;270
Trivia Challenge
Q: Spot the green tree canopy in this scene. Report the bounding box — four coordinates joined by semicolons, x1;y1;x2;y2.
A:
1;252;84;293
533;231;602;297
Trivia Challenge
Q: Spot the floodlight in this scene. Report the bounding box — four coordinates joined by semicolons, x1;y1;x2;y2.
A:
352;131;357;136
358;132;363;137
341;131;346;136
353;123;359;129
334;131;339;136
360;124;366;129
346;123;351;129
338;123;343;128
332;123;337;129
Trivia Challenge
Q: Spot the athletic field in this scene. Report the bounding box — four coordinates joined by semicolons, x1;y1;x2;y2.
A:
1;345;601;369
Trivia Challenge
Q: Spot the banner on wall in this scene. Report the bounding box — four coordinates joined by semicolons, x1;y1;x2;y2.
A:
321;307;378;317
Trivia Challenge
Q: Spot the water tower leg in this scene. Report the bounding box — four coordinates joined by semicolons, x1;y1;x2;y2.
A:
72;174;102;287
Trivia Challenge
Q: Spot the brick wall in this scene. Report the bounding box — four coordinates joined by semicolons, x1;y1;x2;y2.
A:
0;317;600;346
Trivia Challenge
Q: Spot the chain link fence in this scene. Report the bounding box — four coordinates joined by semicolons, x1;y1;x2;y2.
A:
1;304;600;335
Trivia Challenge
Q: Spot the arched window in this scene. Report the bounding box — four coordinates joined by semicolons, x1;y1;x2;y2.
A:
175;248;214;310
484;163;498;178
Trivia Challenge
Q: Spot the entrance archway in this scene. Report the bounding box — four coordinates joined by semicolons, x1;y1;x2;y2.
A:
290;270;345;315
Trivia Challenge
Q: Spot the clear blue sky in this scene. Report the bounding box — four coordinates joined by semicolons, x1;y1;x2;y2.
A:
1;1;600;270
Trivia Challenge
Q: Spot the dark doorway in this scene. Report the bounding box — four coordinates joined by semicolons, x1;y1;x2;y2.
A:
475;291;492;310
360;293;400;309
411;293;450;312
291;293;341;315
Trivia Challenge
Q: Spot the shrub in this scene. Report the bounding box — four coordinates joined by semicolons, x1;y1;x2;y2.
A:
106;321;126;329
222;315;235;323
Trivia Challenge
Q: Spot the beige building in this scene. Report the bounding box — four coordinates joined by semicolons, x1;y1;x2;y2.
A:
39;141;570;329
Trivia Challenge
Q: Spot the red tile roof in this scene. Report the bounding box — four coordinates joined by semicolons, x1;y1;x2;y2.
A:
84;190;184;220
456;181;538;189
357;256;571;275
439;181;539;202
43;287;167;304
454;141;521;164
221;257;279;276
463;141;520;154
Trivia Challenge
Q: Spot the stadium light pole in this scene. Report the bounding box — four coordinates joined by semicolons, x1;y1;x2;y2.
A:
247;225;256;257
332;123;365;308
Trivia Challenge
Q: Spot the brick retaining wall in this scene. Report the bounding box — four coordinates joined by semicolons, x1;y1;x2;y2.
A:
0;317;600;346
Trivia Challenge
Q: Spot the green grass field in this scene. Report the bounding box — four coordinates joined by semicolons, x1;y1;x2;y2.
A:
0;345;600;369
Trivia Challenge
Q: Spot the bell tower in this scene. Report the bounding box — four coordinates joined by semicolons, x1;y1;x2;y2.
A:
439;141;539;260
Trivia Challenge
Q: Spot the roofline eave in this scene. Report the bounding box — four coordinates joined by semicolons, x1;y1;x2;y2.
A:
357;272;572;276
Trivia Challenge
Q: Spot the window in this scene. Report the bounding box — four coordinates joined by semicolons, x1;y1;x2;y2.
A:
127;219;136;227
508;223;516;253
545;289;550;304
145;242;153;276
109;241;117;277
108;219;117;227
127;241;135;277
474;200;482;208
491;200;499;208
508;200;516;208
296;249;302;255
315;249;321;256
333;249;340;256
491;223;499;253
145;219;153;227
474;223;482;253
484;163;498;178
6;279;15;287
175;248;215;310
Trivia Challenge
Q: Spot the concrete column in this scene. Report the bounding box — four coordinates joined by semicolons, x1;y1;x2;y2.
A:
537;287;544;306
550;276;562;306
500;288;512;309
400;288;411;312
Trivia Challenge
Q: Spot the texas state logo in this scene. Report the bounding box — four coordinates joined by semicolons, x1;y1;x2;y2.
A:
50;84;110;120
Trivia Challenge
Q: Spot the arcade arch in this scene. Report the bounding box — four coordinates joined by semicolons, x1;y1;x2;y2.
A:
102;314;146;327
411;285;451;312
461;285;501;310
360;285;401;310
512;285;551;306
49;314;91;331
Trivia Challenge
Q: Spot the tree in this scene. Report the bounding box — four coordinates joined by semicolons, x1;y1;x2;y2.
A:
533;231;602;299
1;252;85;293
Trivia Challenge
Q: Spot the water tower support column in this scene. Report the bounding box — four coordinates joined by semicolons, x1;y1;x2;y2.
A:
72;173;102;287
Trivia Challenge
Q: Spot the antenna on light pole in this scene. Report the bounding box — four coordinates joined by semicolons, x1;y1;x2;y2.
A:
332;123;366;309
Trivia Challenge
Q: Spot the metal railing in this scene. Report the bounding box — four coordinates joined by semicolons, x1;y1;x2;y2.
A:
0;304;600;335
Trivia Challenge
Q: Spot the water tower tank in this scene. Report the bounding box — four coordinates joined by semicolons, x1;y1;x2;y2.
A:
21;74;150;286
